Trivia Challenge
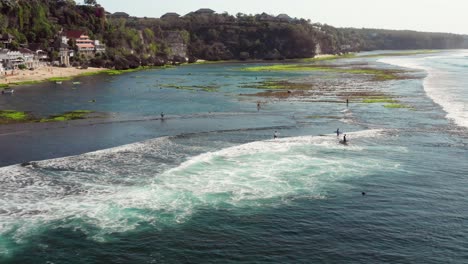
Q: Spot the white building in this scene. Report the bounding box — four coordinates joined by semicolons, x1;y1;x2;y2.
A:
18;48;38;69
0;50;23;69
94;40;106;55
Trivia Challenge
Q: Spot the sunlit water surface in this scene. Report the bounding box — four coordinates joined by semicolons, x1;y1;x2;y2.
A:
1;51;467;263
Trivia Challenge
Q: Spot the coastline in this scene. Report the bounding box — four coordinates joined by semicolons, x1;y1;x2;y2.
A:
0;54;346;87
1;66;109;87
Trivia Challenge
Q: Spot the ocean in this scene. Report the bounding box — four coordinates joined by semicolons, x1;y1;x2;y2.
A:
0;50;467;263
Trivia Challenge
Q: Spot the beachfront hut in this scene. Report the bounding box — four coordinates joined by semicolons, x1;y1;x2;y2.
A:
0;50;23;69
18;48;37;69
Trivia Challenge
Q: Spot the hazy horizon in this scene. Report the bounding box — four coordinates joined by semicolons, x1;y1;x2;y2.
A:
94;0;468;35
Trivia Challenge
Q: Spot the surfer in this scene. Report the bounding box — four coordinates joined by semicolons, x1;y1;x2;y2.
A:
336;128;340;136
339;134;347;145
274;130;278;139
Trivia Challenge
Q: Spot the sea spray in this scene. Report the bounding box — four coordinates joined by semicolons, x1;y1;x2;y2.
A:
0;129;405;249
379;51;468;128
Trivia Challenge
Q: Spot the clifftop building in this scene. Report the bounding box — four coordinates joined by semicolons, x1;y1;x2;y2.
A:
161;12;180;20
111;12;130;19
194;8;215;15
277;14;293;22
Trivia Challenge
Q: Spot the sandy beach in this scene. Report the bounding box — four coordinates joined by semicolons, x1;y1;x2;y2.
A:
1;66;108;85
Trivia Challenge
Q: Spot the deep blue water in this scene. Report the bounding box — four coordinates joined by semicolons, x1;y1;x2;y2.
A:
1;50;467;263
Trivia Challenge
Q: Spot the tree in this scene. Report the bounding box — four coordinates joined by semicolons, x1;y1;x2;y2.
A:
84;0;97;5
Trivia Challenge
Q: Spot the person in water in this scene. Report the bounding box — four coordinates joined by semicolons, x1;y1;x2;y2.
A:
346;98;349;107
257;102;261;111
274;131;278;139
160;112;164;120
343;134;347;143
336;128;340;136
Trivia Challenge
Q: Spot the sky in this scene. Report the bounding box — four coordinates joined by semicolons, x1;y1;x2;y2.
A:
95;0;468;35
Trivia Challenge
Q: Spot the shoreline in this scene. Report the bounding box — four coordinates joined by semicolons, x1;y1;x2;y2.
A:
0;50;442;88
1;66;109;87
0;55;342;88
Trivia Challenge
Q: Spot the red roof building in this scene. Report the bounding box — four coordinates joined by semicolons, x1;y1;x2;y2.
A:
64;30;85;40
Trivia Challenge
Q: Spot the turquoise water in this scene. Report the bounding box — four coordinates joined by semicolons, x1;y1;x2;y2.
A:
1;51;467;263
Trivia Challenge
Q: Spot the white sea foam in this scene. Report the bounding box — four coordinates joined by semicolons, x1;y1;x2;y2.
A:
0;129;403;244
379;51;468;128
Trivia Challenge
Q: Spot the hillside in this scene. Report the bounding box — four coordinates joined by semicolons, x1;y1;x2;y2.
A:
1;0;467;69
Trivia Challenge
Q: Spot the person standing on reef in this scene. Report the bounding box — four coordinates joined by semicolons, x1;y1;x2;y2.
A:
336;128;340;136
343;134;347;143
346;98;349;107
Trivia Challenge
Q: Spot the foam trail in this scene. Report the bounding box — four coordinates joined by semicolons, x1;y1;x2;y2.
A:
379;52;468;128
0;129;403;246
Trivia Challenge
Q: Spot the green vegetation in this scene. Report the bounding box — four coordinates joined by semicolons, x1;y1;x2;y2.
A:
11;80;42;86
363;98;398;103
384;103;413;109
316;26;468;53
301;54;357;62
77;71;106;77
0;110;30;122
39;110;93;122
102;69;141;75
242;64;317;72
359;97;413;109
340;68;401;81
99;66;172;75
202;87;218;92
48;77;73;82
242;64;404;81
242;80;311;90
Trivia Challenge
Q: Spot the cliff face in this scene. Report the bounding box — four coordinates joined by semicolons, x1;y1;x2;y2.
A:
1;0;468;70
164;31;188;59
1;1;320;62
